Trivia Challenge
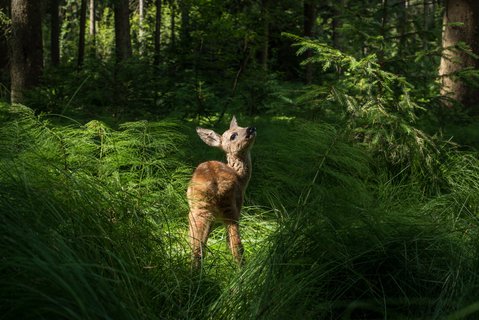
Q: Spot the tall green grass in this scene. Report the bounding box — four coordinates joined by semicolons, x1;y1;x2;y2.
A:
211;188;479;319
0;104;212;319
209;116;479;319
2;103;479;319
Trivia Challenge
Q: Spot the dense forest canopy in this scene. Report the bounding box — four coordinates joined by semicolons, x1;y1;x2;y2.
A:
0;0;477;119
1;0;479;319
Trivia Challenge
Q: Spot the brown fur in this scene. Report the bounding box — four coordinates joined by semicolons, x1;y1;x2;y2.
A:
187;116;256;268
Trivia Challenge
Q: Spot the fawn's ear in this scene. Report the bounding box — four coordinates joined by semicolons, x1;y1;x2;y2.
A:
196;128;222;147
230;115;238;129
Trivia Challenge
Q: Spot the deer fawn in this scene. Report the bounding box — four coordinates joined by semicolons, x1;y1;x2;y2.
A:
187;116;256;268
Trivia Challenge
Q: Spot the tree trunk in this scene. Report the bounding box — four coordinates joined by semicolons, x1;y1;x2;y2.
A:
89;0;95;35
78;0;87;68
398;0;408;55
304;0;315;83
170;0;176;52
377;0;388;62
331;0;345;50
423;0;429;50
10;0;43;104
438;0;479;110
260;0;270;72
114;0;132;62
89;0;96;55
154;0;162;65
139;0;144;53
381;0;388;34
50;0;60;66
180;0;190;46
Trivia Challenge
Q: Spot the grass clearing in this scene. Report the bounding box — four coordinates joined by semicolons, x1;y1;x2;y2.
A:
1;103;479;319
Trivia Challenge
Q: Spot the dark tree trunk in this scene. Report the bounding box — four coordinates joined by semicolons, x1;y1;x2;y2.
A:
89;0;95;35
438;0;479;110
180;0;190;46
260;0;270;72
138;0;144;53
89;0;96;55
378;0;388;62
154;0;162;65
50;0;60;66
423;0;429;50
10;0;43;104
331;0;345;50
304;0;316;83
114;0;132;62
170;0;176;52
78;0;87;68
381;0;388;34
398;0;408;55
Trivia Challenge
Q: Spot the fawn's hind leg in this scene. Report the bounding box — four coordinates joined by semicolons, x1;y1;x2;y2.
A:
226;221;244;266
189;210;213;268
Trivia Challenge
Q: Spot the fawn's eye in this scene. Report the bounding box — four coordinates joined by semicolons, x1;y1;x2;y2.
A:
230;132;238;141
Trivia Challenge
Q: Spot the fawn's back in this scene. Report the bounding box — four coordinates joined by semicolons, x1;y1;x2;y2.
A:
188;160;243;219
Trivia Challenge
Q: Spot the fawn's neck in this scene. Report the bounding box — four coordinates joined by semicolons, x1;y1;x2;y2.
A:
226;152;252;187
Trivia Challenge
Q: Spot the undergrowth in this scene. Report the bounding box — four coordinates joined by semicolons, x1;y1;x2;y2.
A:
1;97;479;320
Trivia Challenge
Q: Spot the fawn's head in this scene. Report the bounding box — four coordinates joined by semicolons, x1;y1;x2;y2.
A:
196;116;256;155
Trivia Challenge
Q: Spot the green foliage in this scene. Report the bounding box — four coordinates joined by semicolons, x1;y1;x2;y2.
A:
0;103;198;319
0;7;10;34
286;35;447;195
208;119;479;320
2;101;479;319
209;118;479;320
250;118;371;211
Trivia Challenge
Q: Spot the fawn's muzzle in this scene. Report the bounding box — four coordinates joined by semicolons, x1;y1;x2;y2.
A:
246;127;256;138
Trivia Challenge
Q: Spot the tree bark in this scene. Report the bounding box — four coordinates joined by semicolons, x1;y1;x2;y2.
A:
180;0;190;46
89;0;95;35
381;0;388;34
10;0;43;104
260;0;270;72
438;0;479;109
154;0;162;65
78;0;87;68
377;0;388;62
114;0;132;62
50;0;60;66
304;0;315;83
398;0;408;55
139;0;144;53
89;0;96;56
170;0;176;52
422;0;437;50
331;0;345;50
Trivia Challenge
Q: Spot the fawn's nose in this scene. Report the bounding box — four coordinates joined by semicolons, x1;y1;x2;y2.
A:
246;127;256;138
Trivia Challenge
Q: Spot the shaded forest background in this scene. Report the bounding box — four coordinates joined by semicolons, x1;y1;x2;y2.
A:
2;0;479;319
1;0;478;123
